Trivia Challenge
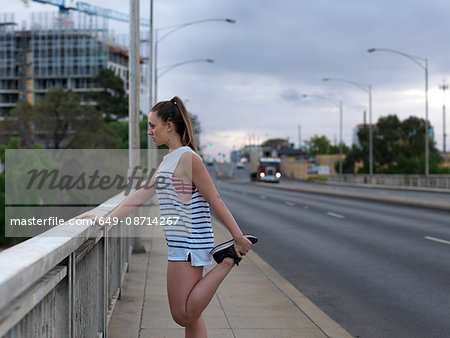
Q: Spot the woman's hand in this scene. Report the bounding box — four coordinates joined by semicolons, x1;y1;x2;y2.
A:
233;235;253;260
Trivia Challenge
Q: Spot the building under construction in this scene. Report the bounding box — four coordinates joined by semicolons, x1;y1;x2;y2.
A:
0;12;144;117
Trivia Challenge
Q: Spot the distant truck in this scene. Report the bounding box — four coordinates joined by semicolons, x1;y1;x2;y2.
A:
256;157;282;182
247;147;281;182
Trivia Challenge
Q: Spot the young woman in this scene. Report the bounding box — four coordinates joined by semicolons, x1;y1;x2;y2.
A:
80;96;257;338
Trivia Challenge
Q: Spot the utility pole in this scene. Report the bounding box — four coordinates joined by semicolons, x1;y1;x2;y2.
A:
148;0;153;110
439;80;448;153
129;0;144;252
339;101;343;176
129;0;140;166
147;0;157;174
298;124;302;150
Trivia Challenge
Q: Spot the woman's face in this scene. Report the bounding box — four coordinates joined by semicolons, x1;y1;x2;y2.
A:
148;111;169;146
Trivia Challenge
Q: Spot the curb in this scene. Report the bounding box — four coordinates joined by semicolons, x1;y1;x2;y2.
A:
252;182;450;212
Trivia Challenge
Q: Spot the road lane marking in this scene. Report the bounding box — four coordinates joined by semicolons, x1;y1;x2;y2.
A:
327;212;345;219
285;201;295;206
425;236;450;245
260;195;267;200
304;206;309;209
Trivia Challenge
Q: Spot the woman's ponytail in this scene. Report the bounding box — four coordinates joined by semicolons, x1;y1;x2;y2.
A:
151;96;199;153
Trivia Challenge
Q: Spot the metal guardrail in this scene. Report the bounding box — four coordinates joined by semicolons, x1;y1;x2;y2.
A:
0;192;135;338
328;174;450;189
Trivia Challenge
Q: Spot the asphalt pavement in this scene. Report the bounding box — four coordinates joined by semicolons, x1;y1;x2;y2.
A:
212;174;450;338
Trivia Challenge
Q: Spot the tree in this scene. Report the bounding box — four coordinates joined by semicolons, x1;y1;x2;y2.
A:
304;135;332;155
106;118;160;150
32;87;84;148
346;114;444;174
90;68;128;121
304;134;349;155
107;121;129;149
0;138;29;247
5;100;34;147
261;138;291;150
31;87;119;149
339;145;362;173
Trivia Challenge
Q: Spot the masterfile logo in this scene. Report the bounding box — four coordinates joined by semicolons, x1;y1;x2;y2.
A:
5;149;169;205
4;148;178;238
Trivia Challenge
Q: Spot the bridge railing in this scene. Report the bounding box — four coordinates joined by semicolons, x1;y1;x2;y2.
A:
328;174;450;190
0;191;134;338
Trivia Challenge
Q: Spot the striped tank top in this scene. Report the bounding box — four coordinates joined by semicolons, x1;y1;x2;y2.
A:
154;146;214;263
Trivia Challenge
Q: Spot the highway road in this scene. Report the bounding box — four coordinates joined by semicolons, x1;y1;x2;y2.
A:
208;162;450;338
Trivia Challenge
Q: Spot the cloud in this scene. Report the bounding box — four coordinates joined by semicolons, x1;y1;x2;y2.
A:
4;0;450;153
280;88;301;102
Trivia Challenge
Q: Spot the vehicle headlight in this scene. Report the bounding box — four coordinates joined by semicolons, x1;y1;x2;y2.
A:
276;172;281;178
260;172;265;177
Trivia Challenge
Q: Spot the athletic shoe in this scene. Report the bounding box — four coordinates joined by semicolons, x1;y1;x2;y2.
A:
244;234;258;245
210;234;258;266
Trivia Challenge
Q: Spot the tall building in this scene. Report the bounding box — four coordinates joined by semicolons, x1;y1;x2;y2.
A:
0;12;147;117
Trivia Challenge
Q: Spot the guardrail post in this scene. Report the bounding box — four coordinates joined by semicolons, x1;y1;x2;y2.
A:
103;227;109;338
68;253;74;338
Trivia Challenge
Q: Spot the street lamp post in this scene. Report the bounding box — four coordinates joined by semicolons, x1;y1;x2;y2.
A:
155;59;214;102
302;94;344;176
368;48;429;176
322;77;374;176
439;81;448;153
153;18;235;105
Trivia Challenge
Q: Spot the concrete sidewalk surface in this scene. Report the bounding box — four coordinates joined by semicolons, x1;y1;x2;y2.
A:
108;217;352;338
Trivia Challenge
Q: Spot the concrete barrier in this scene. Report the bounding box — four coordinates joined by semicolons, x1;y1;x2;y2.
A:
328;174;450;190
0;192;135;338
255;182;450;212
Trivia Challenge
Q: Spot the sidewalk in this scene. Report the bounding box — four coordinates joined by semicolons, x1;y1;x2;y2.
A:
108;217;352;338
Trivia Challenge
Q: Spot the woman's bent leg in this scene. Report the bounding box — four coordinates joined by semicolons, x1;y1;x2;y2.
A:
185;315;206;338
167;258;234;329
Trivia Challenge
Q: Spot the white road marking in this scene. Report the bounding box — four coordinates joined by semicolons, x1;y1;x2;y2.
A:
260;195;267;200
425;236;450;245
285;201;295;206
327;212;345;219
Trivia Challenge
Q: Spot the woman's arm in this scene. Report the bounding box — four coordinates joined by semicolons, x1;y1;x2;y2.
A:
189;154;252;258
78;167;158;224
108;185;156;219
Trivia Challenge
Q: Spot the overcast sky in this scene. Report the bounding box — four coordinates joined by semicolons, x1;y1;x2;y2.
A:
4;0;450;159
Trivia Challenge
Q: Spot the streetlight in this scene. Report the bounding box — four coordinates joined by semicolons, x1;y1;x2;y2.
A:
368;47;429;176
152;18;235;105
322;77;374;176
157;18;236;43
302;94;344;176
155;59;214;101
439;81;448;153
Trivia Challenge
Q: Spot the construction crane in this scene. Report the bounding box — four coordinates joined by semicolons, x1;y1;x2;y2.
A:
31;0;150;27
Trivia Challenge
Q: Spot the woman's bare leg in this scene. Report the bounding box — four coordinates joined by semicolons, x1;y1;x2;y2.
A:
185;315;206;338
167;258;234;331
